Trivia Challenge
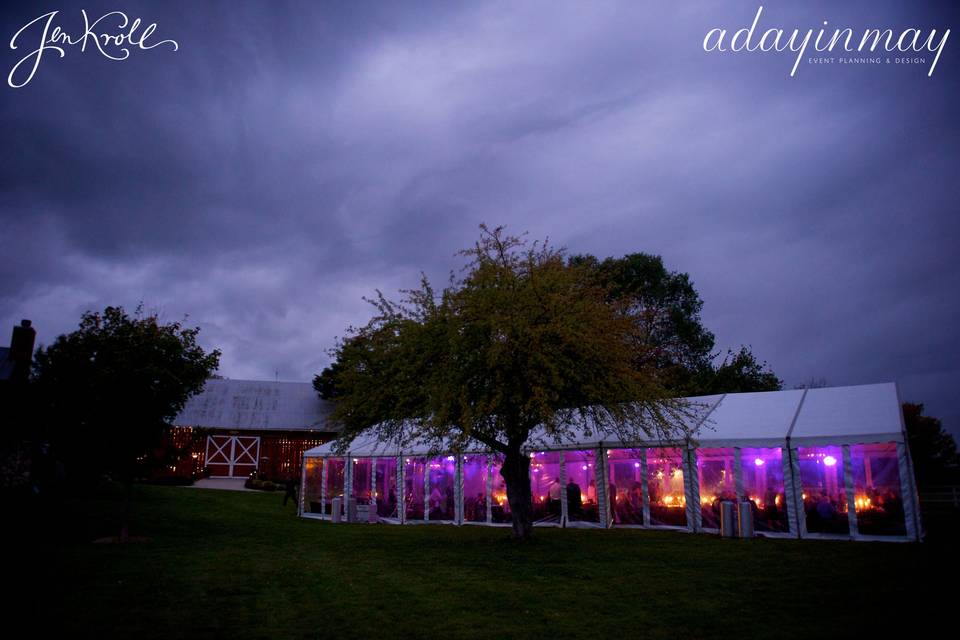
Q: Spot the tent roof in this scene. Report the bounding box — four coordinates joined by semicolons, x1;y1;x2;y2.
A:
790;382;903;444
694;389;806;447
174;379;336;431
304;382;903;457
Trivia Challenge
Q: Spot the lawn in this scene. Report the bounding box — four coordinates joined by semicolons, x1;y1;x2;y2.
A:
10;484;952;639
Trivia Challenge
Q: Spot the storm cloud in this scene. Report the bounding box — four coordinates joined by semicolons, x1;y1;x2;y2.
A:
2;0;958;436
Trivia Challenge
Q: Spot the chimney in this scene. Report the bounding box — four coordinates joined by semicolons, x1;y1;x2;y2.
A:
9;319;36;382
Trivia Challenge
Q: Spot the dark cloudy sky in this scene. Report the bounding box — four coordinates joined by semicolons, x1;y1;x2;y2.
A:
2;1;958;437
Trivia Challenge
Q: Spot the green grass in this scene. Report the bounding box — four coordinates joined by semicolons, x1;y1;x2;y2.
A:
9;484;953;639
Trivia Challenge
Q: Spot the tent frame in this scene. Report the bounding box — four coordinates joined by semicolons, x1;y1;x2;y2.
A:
301;383;923;542
302;438;921;541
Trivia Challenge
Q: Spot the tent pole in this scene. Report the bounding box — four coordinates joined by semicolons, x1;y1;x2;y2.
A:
640;448;650;527
486;457;493;525
683;445;701;533
733;447;744;503
784;440;805;538
320;457;327;520
598;447;609;528
456;455;464;525
895;383;924;541
398;456;406;524
559;451;568;528
424;458;430;523
842;445;859;538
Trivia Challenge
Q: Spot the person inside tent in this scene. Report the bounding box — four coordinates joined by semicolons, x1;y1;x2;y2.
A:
567;479;583;519
548;477;562;515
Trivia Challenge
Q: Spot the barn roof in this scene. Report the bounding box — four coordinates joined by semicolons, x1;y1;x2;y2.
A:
304;382;904;457
174;379;337;432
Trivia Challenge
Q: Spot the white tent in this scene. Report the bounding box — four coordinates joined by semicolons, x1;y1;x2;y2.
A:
300;383;921;541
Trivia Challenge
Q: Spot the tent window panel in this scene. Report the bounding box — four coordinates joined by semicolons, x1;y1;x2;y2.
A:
304;458;323;514
607;449;645;525
427;456;457;521
696;448;737;530
530;451;562;524
647;448;687;527
566;450;601;523
489;455;512;523
798;446;849;535
325;458;345;516
741;448;789;533
352;458;372;502
851;444;906;536
404;457;426;521
375;458;399;518
462;455;488;523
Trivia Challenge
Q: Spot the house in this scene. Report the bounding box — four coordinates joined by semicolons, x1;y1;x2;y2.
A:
0;319;35;385
0;319;36;440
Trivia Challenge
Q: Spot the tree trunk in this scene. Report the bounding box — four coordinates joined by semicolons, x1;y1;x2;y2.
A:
500;447;533;540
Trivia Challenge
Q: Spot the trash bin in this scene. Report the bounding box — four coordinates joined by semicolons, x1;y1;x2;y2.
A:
720;500;737;538
738;501;754;538
332;497;342;523
347;497;358;523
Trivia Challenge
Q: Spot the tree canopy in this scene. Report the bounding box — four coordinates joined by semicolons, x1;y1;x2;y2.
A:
572;253;780;395
33;305;220;485
903;403;959;488
317;226;696;539
571;253;715;390
691;347;782;395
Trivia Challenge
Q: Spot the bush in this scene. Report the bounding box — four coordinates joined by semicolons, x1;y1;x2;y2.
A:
262;481;276;492
250;479;264;490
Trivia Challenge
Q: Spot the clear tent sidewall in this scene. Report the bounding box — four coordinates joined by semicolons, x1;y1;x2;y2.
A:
301;435;921;542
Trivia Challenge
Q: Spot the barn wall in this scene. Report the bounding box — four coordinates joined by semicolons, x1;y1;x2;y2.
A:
257;434;332;481
161;427;207;479
160;427;334;481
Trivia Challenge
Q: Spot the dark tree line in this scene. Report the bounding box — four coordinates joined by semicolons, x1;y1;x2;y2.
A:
15;306;220;540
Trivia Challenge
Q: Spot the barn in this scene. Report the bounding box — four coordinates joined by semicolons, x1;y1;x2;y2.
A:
170;379;338;481
301;383;922;541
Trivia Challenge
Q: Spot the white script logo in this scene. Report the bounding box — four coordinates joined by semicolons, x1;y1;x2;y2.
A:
703;5;950;77
8;10;179;88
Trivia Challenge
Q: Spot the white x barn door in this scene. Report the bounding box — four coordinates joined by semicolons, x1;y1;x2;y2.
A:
205;435;261;477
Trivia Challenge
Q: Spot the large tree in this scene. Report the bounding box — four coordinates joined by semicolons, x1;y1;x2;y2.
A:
691;347;782;395
33;306;220;537
318;226;694;540
572;253;715;390
572;253;781;395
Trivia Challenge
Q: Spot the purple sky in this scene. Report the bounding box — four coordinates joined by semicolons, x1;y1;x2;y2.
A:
2;1;958;437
